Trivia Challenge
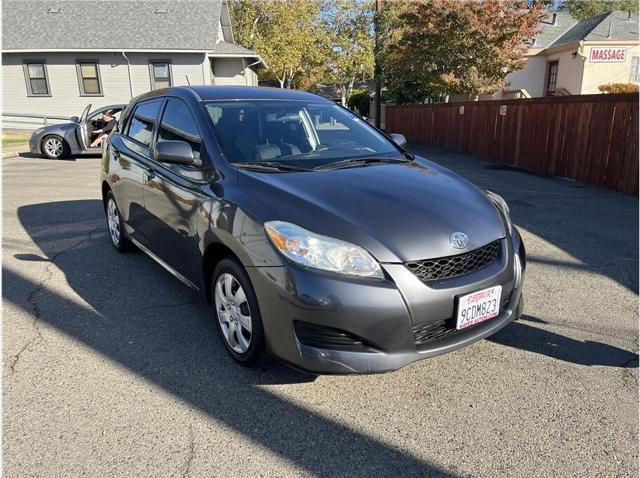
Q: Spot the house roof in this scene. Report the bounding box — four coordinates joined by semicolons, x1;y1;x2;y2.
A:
551;10;639;48
2;0;223;51
212;42;259;56
532;12;579;49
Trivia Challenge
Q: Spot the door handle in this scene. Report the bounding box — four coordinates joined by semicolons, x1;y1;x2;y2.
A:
146;170;156;181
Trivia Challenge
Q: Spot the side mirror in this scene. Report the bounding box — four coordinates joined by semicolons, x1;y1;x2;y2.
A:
154;140;197;166
70;116;80;123
389;133;407;148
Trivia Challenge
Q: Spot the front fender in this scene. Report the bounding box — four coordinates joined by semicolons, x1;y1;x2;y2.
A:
199;185;285;269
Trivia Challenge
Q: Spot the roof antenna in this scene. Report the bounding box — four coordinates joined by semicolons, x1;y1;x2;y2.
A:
185;75;191;85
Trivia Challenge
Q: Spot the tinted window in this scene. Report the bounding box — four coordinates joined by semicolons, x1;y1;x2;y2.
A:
128;117;154;147
158;99;202;159
126;99;162;148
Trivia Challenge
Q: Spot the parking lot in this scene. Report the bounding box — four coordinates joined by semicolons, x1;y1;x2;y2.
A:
3;145;638;477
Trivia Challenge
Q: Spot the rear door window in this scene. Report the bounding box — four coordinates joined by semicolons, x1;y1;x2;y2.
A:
126;99;163;148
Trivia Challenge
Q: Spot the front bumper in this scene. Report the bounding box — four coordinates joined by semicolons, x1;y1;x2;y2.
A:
248;229;526;374
28;132;41;154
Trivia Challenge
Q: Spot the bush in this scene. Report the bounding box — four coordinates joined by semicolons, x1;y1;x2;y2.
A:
598;83;639;94
348;89;371;117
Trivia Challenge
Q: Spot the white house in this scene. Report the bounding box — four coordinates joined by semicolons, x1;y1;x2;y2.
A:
498;10;639;99
2;0;266;129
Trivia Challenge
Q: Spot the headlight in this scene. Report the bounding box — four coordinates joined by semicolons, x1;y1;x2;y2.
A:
264;221;384;278
33;128;44;135
485;190;512;235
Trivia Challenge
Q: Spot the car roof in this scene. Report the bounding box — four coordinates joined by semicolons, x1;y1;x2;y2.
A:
133;85;332;104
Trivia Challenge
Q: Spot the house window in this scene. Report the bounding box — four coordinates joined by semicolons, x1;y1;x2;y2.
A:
23;61;50;96
631;56;639;83
546;61;559;95
149;61;172;89
76;61;102;95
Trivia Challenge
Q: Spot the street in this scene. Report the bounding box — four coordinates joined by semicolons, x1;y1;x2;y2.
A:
3;146;638;477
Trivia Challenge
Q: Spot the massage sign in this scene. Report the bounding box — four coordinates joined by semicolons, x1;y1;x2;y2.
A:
589;47;627;62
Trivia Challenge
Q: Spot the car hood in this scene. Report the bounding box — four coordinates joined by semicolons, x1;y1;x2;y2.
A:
32;122;77;136
238;157;506;262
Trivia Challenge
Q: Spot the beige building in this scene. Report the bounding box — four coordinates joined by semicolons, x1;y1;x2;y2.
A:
2;0;266;130
499;10;639;99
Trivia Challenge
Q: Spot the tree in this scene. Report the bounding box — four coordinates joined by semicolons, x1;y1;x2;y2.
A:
347;89;371;116
321;1;374;105
382;1;544;104
229;0;327;88
562;0;638;20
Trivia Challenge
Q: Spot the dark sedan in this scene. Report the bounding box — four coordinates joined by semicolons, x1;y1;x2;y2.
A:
29;103;126;159
100;86;526;374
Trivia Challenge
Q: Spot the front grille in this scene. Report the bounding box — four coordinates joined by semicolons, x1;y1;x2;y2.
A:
413;293;511;346
294;321;374;352
405;240;501;283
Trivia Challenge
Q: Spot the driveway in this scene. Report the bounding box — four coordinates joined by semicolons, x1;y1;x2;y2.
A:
3;147;638;477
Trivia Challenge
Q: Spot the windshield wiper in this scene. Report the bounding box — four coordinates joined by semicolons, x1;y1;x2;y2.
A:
235;161;310;172
314;156;412;171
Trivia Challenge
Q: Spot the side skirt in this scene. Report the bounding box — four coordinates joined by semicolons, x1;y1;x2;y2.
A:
129;236;200;291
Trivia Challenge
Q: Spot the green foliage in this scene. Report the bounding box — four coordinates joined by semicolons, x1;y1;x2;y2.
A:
321;1;374;104
229;0;327;88
598;83;640;93
347;89;371;116
229;0;373;94
562;0;638;20
381;0;544;104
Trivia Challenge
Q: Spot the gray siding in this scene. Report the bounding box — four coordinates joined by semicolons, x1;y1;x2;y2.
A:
2;51;209;129
211;57;258;86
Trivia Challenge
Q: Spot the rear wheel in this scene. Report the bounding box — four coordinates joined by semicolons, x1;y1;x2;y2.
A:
212;257;265;365
105;191;134;252
41;135;69;159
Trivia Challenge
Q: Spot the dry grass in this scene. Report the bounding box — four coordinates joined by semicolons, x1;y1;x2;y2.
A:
2;130;30;149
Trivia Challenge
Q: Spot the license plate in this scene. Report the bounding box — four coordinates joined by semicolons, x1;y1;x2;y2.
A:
456;285;502;330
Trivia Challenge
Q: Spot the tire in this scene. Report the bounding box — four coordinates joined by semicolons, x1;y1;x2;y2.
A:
41;135;70;159
105;191;135;252
211;257;266;366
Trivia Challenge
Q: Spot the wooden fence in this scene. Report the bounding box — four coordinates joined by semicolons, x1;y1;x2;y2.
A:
385;93;639;195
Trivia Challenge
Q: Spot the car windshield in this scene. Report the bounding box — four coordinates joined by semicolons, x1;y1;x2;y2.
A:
204;100;403;168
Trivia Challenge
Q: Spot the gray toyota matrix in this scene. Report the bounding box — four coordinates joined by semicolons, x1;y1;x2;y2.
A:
101;86;526;374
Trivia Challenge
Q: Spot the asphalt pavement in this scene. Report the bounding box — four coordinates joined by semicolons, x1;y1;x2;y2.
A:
3;146;638;477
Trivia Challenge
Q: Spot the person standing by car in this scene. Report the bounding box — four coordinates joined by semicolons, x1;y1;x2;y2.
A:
90;110;117;147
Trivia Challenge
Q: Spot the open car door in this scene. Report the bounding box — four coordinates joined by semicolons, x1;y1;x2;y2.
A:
78;104;92;150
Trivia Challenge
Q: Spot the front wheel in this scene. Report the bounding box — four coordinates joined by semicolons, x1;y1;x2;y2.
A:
212;258;265;366
41;135;69;159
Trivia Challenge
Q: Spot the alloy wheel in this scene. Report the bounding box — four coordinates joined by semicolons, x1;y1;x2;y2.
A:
44;137;63;157
214;273;252;353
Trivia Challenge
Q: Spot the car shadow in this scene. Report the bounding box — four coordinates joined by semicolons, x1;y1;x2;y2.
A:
490;316;638;368
17;152;101;161
409;144;639;294
6;199;453;477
